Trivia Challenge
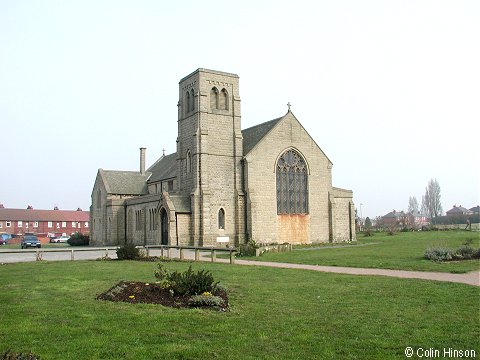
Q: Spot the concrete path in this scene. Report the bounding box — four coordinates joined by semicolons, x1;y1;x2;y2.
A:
205;257;480;287
1;248;478;287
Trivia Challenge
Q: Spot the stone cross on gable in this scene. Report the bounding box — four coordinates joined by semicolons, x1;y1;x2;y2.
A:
162;148;166;156
287;102;291;111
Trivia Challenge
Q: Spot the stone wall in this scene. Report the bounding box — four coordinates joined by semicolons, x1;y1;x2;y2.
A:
245;113;333;244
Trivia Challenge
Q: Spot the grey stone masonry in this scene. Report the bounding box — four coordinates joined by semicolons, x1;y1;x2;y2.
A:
90;68;355;247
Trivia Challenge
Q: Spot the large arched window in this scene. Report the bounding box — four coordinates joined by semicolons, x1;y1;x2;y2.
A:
219;88;228;110
276;149;308;214
210;87;219;110
218;208;225;229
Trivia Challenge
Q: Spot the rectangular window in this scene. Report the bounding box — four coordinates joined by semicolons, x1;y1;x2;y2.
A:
48;221;53;228
62;222;66;228
0;222;2;228
6;221;11;227
85;222;89;228
18;221;23;228
168;180;174;191
56;223;60;229
72;221;76;228
25;222;29;228
34;221;38;228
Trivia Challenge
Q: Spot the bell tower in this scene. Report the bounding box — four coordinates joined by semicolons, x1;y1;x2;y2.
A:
177;69;244;246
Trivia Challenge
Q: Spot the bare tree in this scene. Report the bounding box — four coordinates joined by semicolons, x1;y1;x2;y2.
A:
408;196;419;214
420;195;427;216
424;179;443;221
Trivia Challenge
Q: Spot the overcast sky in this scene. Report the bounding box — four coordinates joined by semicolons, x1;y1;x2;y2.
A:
1;0;479;218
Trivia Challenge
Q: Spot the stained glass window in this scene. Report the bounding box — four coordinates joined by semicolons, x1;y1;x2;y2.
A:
276;149;308;214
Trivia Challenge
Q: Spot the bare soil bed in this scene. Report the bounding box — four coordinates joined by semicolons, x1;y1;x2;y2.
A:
96;281;229;311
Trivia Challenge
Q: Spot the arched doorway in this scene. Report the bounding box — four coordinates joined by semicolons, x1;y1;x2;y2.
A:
160;208;168;245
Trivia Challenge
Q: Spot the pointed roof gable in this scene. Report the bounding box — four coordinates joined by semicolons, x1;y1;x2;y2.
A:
148;152;177;183
99;169;149;195
242;111;333;164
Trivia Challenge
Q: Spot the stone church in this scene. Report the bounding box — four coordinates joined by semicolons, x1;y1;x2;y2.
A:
90;68;355;247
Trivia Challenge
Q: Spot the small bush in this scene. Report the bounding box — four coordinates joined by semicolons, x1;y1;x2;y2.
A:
424;248;453;262
188;294;224;307
425;242;480;262
213;283;228;296
238;240;259;257
154;263;217;296
363;229;374;237
116;243;140;260
455;245;475;260
1;351;40;360
67;233;89;246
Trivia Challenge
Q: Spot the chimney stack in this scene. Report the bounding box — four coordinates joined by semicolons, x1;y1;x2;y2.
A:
140;147;146;175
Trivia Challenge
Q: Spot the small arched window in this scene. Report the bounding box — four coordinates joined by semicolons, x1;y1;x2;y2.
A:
276;149;308;214
218;208;225;229
186;91;191;113
219;88;228;110
186;150;192;173
210;87;219;110
190;89;195;111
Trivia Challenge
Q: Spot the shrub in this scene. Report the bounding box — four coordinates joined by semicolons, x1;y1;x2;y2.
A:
424;248;453;262
116;243;140;260
238;240;259;257
154;263;217;296
188;294;224;307
67;233;89;246
213;283;228;296
0;351;40;360
363;229;374;237
455;245;475;260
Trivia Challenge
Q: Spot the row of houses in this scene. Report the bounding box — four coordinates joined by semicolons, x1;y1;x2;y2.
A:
445;205;480;217
0;204;90;238
380;205;479;228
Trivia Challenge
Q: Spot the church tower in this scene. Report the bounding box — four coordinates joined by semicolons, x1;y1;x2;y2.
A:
177;69;244;246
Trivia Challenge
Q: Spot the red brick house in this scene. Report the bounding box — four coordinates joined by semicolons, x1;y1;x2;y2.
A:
0;205;89;239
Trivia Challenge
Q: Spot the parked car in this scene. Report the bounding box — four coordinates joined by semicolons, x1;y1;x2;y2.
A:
51;235;70;243
21;235;41;249
0;233;12;245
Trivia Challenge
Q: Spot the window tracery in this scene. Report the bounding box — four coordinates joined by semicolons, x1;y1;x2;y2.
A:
276;149;308;214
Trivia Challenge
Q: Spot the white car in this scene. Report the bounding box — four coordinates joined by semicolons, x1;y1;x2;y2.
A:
52;236;70;243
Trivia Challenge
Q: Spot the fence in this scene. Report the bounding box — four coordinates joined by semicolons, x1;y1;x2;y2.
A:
0;245;237;264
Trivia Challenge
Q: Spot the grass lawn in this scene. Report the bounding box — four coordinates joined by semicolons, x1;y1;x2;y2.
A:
0;260;479;359
248;231;480;273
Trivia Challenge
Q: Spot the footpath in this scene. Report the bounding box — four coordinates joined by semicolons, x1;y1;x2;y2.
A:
204;257;480;287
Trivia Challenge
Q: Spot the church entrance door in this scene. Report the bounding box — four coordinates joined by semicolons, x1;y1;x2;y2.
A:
160;209;168;245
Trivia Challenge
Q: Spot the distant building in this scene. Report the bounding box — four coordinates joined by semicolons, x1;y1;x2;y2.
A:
446;205;473;217
0;205;89;238
382;210;402;225
469;206;480;215
382;210;428;228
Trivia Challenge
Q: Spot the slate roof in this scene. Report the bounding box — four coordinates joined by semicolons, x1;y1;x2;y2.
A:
170;195;191;213
469;206;480;213
446;205;473;215
0;208;89;222
101;170;149;195
242;117;282;155
383;210;402;219
148;153;177;183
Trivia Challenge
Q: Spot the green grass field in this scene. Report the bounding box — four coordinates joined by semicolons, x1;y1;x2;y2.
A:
0;260;479;359
251;231;480;273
